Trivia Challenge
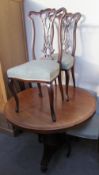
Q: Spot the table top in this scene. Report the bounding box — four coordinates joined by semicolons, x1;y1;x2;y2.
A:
5;86;96;134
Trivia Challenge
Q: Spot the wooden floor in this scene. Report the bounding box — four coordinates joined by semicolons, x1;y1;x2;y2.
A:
4;86;96;134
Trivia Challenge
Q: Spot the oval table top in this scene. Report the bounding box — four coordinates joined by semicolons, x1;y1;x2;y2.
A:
4;86;96;134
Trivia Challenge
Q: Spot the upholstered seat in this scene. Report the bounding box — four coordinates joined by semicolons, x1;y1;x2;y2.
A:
53;51;73;70
61;52;74;70
7;60;59;82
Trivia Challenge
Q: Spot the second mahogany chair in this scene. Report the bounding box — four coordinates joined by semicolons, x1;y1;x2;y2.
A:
7;8;65;122
61;12;81;100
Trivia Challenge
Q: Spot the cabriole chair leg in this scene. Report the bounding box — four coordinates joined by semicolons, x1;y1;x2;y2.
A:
47;83;56;122
58;72;64;101
8;78;19;113
65;70;69;101
71;66;76;88
37;83;43;97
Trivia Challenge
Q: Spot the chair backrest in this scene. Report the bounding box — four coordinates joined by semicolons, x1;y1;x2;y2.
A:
29;9;56;60
55;8;67;63
62;12;81;57
28;8;66;62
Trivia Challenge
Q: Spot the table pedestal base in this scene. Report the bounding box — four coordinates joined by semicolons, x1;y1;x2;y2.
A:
39;133;71;172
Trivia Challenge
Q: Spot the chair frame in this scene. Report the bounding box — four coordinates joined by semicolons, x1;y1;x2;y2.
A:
61;12;81;100
8;8;66;122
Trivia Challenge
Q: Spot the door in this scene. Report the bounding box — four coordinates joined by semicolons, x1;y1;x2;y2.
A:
0;63;7;113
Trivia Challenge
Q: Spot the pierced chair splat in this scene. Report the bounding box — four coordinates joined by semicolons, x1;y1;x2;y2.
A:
7;8;65;122
61;12;81;100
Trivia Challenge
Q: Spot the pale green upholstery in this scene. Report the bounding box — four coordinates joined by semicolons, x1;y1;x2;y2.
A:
53;51;74;70
7;60;59;82
61;52;74;70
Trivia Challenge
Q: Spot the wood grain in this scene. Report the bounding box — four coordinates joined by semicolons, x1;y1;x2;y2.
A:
5;86;96;134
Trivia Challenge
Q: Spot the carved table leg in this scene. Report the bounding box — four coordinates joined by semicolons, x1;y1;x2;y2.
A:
41;143;57;172
39;133;71;172
7;120;23;137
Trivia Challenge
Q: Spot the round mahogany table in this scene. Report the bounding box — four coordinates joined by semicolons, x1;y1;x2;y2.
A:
4;86;96;171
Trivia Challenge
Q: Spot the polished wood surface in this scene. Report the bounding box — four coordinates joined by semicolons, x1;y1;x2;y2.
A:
5;86;96;134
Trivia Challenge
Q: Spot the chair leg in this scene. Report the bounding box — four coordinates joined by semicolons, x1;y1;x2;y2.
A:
58;72;64;101
28;82;32;88
37;83;43;97
71;66;76;88
47;83;56;122
17;80;26;91
65;70;69;101
8;79;19;113
55;79;57;87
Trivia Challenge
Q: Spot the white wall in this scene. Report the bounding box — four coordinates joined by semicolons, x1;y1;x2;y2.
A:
24;0;99;94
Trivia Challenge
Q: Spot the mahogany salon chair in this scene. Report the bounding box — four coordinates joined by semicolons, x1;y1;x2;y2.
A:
61;12;81;100
7;8;65;122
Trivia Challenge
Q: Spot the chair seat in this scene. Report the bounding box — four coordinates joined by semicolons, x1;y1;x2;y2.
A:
66;114;99;140
61;52;74;70
7;60;59;82
53;51;74;70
